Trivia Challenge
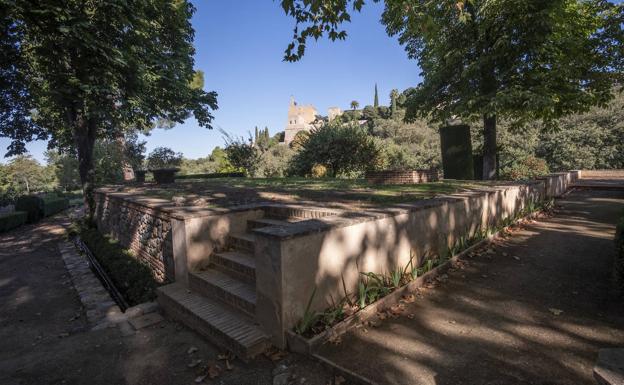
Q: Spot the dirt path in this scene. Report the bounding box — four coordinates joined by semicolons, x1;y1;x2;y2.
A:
317;189;624;385
0;214;334;385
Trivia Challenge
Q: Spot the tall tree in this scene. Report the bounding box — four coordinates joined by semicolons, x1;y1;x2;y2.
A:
0;1;217;220
350;100;360;110
279;0;624;179
374;84;379;108
390;89;399;116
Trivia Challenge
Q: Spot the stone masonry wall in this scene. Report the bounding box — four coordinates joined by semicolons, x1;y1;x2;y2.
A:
365;169;440;185
95;192;174;283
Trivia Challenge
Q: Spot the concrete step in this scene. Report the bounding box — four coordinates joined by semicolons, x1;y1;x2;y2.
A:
157;283;270;360
189;269;256;316
263;205;339;220
227;233;255;252
247;218;294;230
211;251;256;284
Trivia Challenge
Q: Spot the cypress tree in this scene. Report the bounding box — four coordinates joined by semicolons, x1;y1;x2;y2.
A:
374;83;379;107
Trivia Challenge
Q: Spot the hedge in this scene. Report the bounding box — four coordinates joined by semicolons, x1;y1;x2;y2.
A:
15;196;44;223
615;212;624;293
175;171;245;180
78;226;157;306
15;195;69;223
41;196;69;217
0;211;27;233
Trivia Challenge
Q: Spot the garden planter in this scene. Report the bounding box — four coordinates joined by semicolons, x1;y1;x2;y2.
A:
150;168;179;184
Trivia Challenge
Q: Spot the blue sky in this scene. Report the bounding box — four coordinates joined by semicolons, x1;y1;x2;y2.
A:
0;0;421;164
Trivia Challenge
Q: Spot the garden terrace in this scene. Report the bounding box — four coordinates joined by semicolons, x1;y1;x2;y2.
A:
105;177;500;210
93;172;580;358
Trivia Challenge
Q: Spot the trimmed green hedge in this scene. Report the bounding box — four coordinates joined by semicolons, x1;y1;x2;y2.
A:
78;226;157;306
41;196;69;217
615;212;624;293
0;211;27;233
15;195;69;223
176;171;245;180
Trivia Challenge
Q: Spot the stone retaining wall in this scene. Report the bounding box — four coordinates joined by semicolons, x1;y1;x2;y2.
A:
365;169;440;184
95;192;174;282
580;169;624;179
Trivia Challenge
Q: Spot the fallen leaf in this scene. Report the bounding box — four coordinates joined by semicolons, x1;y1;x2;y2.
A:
513;256;521;261
548;308;564;316
207;363;221;379
225;360;234;371
402;294;416;303
194;375;206;383
187;359;202;368
334;375;346;385
187;346;198;355
217;352;233;361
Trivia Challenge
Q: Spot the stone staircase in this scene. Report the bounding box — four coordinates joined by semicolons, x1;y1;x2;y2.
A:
157;213;297;360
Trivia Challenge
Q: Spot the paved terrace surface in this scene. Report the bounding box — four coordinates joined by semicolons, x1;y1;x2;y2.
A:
0;214;335;385
316;189;624;385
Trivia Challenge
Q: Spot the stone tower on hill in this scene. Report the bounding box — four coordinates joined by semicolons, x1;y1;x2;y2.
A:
282;97;342;145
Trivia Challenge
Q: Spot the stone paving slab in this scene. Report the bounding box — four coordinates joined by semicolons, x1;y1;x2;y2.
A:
594;349;624;385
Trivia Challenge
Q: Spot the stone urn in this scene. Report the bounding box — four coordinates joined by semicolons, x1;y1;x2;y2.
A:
150;168;179;184
134;170;147;183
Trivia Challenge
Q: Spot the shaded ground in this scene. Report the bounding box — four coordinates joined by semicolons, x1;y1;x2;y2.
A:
0;214;334;385
317;189;624;385
106;177;499;209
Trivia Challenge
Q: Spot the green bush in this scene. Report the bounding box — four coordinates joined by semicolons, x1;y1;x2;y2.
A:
0;211;27;233
15;194;69;223
41;196;69;217
175;171;245;180
78;226;157;306
615;213;624;294
500;156;550;181
15;195;43;223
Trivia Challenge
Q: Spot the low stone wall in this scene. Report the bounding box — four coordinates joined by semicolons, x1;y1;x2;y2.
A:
538;171;579;198
365;169;440;185
580;169;624;179
95;192;174;283
253;180;548;347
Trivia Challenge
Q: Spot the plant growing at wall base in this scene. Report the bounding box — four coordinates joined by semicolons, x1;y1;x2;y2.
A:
295;287;319;335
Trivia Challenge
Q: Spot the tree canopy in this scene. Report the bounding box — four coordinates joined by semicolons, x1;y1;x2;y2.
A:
1;0;217;219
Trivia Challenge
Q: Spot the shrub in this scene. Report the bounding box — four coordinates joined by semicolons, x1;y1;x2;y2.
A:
288;122;383;177
615;212;624;294
41;196;69;217
146;147;183;169
77;226;157;306
500;156;550;181
15;195;43;223
310;164;328;178
0;211;27;233
176;172;246;180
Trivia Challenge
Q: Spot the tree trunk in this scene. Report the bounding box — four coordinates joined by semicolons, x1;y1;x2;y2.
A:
73;116;97;223
482;114;497;180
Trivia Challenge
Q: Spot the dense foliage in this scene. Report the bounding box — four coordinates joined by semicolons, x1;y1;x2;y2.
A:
146;147;183;170
75;225;157;306
288;122;383;177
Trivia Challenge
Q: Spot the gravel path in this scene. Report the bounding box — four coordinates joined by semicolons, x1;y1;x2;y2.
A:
316;189;624;385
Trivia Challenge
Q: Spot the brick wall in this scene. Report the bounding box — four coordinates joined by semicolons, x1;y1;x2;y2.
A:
365;169;440;185
94;192;174;283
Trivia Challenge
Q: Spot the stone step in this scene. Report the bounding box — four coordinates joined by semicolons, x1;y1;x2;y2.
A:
210;251;256;284
189;269;256;316
263;205;339;220
157;283;270;360
247;218;295;230
227;233;255;252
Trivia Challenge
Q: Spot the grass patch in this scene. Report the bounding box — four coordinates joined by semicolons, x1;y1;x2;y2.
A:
69;223;157;306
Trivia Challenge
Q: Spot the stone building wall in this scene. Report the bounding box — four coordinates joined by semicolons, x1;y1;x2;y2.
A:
365;169;440;185
94;192;174;282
